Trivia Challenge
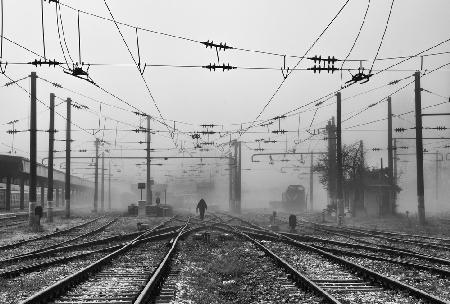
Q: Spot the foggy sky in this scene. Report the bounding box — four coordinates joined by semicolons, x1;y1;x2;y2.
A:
0;0;449;212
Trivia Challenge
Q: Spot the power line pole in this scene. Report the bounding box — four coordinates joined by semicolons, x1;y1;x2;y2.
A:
94;138;99;213
228;152;234;212
387;96;394;214
65;98;71;218
326;118;337;212
435;150;439;201
309;151;314;211
108;160;111;210
414;71;425;224
101;152;105;212
336;92;344;223
393;138;398;205
235;141;242;214
146;116;152;205
29;72;37;226
47;93;55;222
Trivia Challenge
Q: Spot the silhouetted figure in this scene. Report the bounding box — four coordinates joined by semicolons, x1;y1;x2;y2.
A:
196;198;207;220
156;196;161;206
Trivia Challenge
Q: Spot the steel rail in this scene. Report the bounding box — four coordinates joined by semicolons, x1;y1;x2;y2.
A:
235;224;450;276
0;223;182;267
135;221;341;304
19;218;177;304
311;244;450;277
328;222;450;243
296;222;450;266
0;217;117;263
306;220;450;251
0;216;101;251
0;244;122;279
227;214;450;304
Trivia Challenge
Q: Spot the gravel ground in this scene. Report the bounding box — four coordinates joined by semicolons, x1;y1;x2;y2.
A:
0;217;111;260
0;216;89;246
53;240;167;303
0;252;106;304
264;241;427;304
171;231;322;304
311;242;450;271
304;226;450;260
342;256;450;301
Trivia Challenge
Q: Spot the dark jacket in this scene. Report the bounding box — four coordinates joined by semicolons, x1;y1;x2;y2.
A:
196;199;207;212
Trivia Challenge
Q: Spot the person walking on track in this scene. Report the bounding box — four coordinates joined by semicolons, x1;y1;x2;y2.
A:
196;198;208;220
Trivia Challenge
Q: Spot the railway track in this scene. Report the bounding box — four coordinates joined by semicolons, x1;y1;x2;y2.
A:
304;220;450;251
0;217;101;251
19;219;187;304
224;214;449;304
0;218;181;278
297;220;450;261
0;217;114;261
10;213;450;303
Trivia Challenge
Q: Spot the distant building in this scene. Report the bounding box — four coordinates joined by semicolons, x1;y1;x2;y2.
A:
346;167;400;217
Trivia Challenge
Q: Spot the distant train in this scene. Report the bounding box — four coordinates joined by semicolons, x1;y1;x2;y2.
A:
269;185;307;213
0;189;28;210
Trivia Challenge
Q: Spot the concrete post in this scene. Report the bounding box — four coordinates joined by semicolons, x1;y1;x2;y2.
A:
5;176;11;211
29;72;37;227
19;176;25;210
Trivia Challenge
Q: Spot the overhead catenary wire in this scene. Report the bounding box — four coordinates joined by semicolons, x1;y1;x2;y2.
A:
1;72;95;138
340;0;371;80
102;0;179;149
240;0;353;138
256;36;450;127
54;0;450;64
369;0;396;73
40;0;46;59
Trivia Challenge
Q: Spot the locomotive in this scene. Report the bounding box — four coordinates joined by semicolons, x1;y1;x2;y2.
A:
269;185;307;212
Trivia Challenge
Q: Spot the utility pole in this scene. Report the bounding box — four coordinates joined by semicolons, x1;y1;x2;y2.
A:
326;118;337;212
108;160;111;210
414;71;425;224
146;116;152;205
101;152;105;212
47;93;55;222
336;92;344;223
94;138;99;213
435;150;439;201
393;139;398;205
235;141;242;214
228;152;234;212
65;98;71;218
309;151;314;211
29;72;37;227
387;96;394;214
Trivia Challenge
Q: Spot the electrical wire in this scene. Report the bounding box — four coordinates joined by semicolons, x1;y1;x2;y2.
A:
241;0;353;137
340;0;371;80
40;0;46;59
103;0;175;145
369;0;395;73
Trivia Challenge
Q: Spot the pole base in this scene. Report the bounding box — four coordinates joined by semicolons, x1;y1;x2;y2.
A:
47;201;54;223
28;201;36;227
65;199;70;218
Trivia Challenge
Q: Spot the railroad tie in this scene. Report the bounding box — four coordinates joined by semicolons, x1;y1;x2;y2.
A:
154;268;181;304
312;279;383;292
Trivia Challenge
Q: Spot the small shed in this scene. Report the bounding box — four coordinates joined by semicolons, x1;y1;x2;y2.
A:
361;169;399;217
